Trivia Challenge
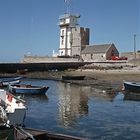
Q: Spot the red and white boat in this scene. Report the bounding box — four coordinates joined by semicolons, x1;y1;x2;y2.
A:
0;89;26;127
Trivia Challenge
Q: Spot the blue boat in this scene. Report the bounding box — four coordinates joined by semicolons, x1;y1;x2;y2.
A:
123;81;140;93
8;84;49;95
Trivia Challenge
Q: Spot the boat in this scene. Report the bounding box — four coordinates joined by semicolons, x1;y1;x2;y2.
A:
123;81;140;93
62;75;85;80
13;126;85;140
8;84;49;95
0;89;26;127
0;76;22;87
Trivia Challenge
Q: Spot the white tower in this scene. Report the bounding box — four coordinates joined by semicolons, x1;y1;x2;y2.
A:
58;14;80;56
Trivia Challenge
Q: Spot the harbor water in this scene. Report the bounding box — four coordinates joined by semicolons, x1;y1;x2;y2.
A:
2;78;140;139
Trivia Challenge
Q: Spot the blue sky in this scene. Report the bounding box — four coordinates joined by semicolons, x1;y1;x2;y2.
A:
0;0;139;62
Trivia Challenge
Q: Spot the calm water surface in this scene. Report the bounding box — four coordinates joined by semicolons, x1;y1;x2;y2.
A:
18;78;140;139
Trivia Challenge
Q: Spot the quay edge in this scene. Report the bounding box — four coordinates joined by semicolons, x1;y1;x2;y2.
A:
0;62;92;73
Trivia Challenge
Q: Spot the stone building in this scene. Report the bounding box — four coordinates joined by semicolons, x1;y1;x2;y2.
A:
71;27;89;56
81;43;119;61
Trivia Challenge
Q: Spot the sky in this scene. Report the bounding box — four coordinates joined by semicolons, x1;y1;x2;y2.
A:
0;0;139;62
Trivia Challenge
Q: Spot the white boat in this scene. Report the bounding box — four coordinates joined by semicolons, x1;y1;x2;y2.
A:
0;89;26;127
0;77;22;87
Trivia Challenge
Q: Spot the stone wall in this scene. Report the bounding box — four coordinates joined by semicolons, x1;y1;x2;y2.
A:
81;53;106;62
22;55;80;63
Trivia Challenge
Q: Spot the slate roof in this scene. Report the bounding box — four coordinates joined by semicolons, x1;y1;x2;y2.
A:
81;44;114;54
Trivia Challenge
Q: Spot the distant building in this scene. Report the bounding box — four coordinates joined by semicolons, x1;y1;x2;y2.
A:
58;13;89;57
81;43;119;61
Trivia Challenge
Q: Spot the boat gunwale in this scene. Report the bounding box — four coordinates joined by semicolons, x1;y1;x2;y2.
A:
14;127;86;140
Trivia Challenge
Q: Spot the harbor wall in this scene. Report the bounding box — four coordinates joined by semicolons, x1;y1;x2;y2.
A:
0;60;128;73
0;62;91;73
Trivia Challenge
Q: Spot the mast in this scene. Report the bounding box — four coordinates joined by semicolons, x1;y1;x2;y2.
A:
134;34;136;59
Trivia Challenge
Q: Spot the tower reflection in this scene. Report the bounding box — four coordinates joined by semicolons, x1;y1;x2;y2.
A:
58;82;88;127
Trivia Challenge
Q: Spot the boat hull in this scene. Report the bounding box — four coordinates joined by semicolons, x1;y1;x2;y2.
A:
7;109;26;126
14;127;85;140
2;80;20;86
123;81;140;93
9;85;49;95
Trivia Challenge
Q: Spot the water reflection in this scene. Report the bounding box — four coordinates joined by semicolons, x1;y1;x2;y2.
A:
57;82;88;126
90;87;118;102
57;82;118;127
123;91;140;101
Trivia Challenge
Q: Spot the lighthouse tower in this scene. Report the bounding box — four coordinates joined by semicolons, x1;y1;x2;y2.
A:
58;0;89;57
58;13;80;56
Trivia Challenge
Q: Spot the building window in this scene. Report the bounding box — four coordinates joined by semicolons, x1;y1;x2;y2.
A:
61;39;64;45
61;51;63;55
62;30;64;36
91;54;93;59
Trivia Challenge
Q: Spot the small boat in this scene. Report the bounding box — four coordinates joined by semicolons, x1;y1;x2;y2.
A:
8;84;49;95
62;75;85;80
13;126;85;140
0;89;26;127
0;76;22;87
123;81;140;93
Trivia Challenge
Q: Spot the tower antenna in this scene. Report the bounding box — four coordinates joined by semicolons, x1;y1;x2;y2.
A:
64;0;71;14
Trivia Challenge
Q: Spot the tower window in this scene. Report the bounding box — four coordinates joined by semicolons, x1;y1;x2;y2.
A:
61;39;64;45
91;54;93;59
62;30;64;35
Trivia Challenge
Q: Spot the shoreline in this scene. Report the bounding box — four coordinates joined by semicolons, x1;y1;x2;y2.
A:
0;69;140;93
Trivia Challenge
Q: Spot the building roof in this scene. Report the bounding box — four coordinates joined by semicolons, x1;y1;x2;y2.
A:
81;44;114;54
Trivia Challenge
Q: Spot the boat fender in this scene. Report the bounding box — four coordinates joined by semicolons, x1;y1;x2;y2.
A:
7;94;13;103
